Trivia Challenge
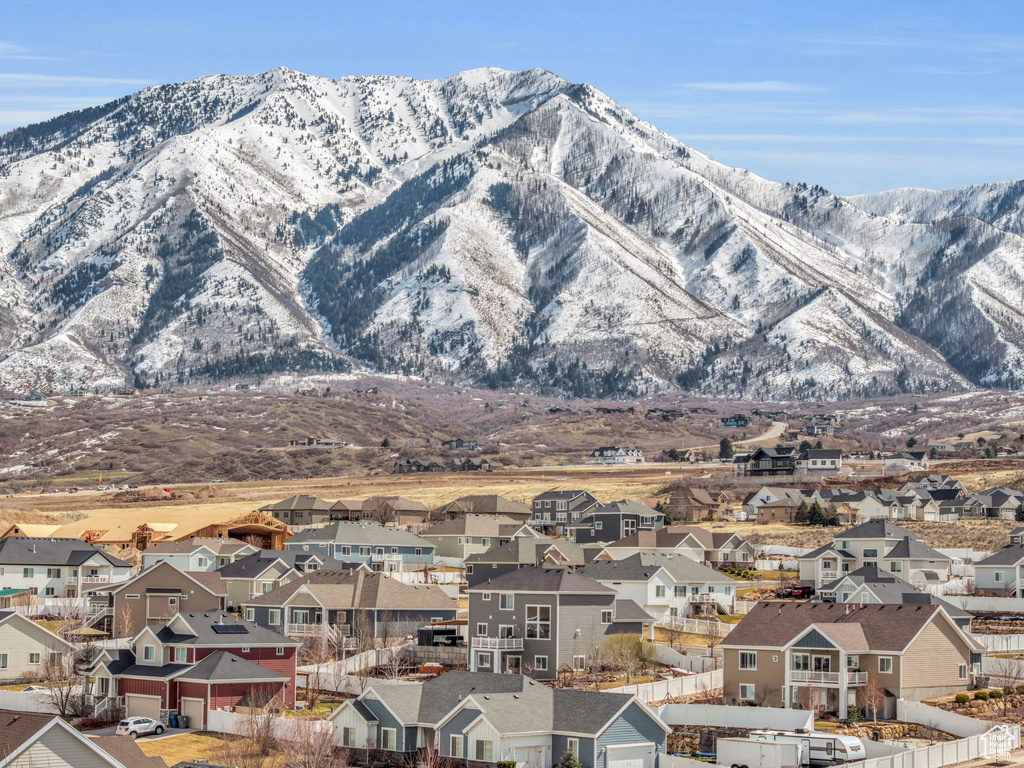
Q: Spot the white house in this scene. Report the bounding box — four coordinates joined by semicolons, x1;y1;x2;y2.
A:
0;538;132;601
0;611;76;683
140;538;258;571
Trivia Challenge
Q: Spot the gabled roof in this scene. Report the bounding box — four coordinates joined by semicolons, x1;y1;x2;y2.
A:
569;499;661;529
467;565;615;594
176;650;286;682
0;711;160;768
259;495;332;512
437;495;530;517
976;544;1024;567
286;522;432;549
184;571;228;596
216;550;353;579
580;552;734;585
0;537;128;567
604;525;745;551
86;560;222;598
884;537;951;562
464;537;586;566
421;514;528;537
154;611;298;647
613;599;655;623
243;570;457;611
142;538;254;556
800;543;856;560
91;735;169;768
834;520;919;541
331;496;429;513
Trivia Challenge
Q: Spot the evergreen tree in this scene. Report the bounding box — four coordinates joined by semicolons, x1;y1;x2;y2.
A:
560;749;582;768
1016;503;1024;524
656;502;673;526
808;501;825;526
906;437;918;448
795;500;810;525
719;438;735;460
380;438;390;448
799;440;813;451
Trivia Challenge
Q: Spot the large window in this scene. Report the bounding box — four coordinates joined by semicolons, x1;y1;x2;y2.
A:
499;594;514;611
739;651;757;670
381;728;397;751
567;738;580;755
792;653;809;671
450;736;464;758
143;646;155;662
526;605;551;639
655;585;666;598
342;728;357;747
476;740;494;762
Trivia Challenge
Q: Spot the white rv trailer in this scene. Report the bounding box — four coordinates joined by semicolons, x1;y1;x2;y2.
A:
747;730;865;766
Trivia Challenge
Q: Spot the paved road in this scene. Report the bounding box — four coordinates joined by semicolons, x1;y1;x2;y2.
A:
87;726;195;740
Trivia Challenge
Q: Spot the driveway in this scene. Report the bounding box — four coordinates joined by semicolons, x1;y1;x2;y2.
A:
87;726;195;740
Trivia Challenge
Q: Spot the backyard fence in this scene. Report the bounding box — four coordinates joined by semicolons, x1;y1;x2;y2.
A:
972;633;1024;653
657;617;733;638
657;703;813;731
604;669;722;703
297;642;415;690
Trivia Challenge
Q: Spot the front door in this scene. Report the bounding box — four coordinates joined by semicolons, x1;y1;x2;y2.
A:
505;655;522;674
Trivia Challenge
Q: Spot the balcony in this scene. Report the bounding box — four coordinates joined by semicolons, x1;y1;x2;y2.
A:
820;571;839;581
287;622;326;636
791;670;867;686
474;636;524;650
81;576;111;584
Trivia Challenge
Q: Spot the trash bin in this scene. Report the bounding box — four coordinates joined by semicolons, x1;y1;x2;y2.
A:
177;714;189;729
169;714;178;728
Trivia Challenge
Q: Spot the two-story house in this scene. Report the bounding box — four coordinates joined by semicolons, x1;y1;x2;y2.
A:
798;521;952;589
722;602;983;718
242;570;457;640
215;549;358;610
140;538;258;572
464;538;590;588
974;533;1024;595
0;610;76;684
580;552;737;625
328;671;670;768
435;495;532;524
794;449;844;476
467;566;653;679
567;500;664;544
84;610;299;727
259;495;335;527
0;538;131;601
330;497;431;527
530;491;600;536
587;447;644;465
599;526;754;567
732;447;799;478
285;522;435;572
420;515;540;560
666;488;727;523
84;561;227;637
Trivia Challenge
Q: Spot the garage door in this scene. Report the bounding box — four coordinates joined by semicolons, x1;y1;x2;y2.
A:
126;694;161;721
607;744;654;768
180;697;205;730
514;746;547;768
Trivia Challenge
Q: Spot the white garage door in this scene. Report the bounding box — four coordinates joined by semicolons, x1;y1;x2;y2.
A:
126;694;161;721
180;697;205;729
607;744;654;768
514;746;547;768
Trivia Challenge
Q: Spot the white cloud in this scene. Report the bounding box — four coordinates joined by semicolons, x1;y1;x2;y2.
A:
0;73;152;88
680;81;823;93
0;41;51;61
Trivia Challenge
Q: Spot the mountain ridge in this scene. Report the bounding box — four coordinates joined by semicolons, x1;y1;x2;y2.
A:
1;66;1022;399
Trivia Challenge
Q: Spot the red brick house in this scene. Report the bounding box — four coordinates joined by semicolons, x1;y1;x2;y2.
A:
84;610;299;728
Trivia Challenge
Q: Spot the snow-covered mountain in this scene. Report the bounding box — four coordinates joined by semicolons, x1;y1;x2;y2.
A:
1;67;1021;399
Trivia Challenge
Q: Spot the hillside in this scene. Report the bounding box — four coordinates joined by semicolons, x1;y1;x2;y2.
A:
1;67;1022;399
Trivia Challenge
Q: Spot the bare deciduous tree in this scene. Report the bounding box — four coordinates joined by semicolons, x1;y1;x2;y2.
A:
40;651;82;716
698;620;724;667
602;634;654;686
859;669;887;723
280;716;342;768
987;655;1024;718
115;602;136;639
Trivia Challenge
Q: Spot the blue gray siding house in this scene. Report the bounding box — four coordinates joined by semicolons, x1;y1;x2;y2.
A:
285;522;435;571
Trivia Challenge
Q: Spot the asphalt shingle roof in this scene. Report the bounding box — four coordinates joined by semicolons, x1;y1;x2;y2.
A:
286;522;432;549
157;610;298;647
467;565;615;594
464;538;586;566
580;552;733;585
244;570;458;611
216;550;352;579
259;495;333;512
177;650;286;682
977;545;1024;567
0;537;128;567
421;514;528;537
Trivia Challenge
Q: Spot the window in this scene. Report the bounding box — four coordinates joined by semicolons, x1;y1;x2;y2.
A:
261;582;274;594
476;740;494;762
175;647;187;662
534;655;548;671
499;594;514;611
995;571;1005;583
359;546;371;557
343;728;357;748
381;728;397;751
878;656;893;674
739;684;755;701
567;738;579;755
143;646;155;662
197;557;209;568
28;652;40;665
890;562;902;572
739;652;757;670
691;586;700;595
594;521;603;530
0;654;7;669
340;546;352;557
44;587;55;597
813;656;831;672
450;735;464;758
725;586;733;595
792;653;809;671
415;548;422;556
556;501;567;511
675;586;686;597
863;549;878;558
390;548;398;555
276;647;285;656
269;609;281;625
655;585;666;598
46;568;61;578
601;610;613;624
847;655;859;669
23;568;33;579
526;605;551;639
242;647;250;653
476;623;488;636
481;539;490;548
555;513;567;523
466;565;475;575
478;653;491;668
572;655;586;671
958;664;968;680
127;593;140;600
245;608;255;622
482;592;491;601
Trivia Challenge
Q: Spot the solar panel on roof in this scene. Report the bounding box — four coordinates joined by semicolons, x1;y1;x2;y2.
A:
211;624;248;634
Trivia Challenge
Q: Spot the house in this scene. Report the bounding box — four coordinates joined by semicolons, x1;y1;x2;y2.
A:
467;567;653;678
794;449;844;476
754;495;805;523
882;451;930;473
420;515;540;560
83;610;299;727
720;414;748;428
974;544;1024;595
816;566;972;629
0;709;166;768
327;671;669;768
329;497;430;527
51;509;290;550
580;552;737;624
436;495;532;523
530;490;600;535
722;602;984;717
732;447;798;478
742;487;823;518
258;495;335;527
666;487;727;522
0;610;76;683
242;570;458;639
464;538;590;588
393;459;445;474
0;523;61;539
442;438;480;451
451;457;499;472
285;522;434;572
0;537;131;600
798;521;953;589
568;500;664;544
904;475;964;493
599;526;754;568
964;487;1024;520
586;447;644;465
84;561;227;637
215;549;359;610
140;538;258;572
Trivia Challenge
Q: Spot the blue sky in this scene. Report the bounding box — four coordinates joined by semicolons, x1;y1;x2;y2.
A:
1;0;1021;195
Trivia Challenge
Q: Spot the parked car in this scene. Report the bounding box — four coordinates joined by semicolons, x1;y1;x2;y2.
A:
775;585;815;599
116;717;164;739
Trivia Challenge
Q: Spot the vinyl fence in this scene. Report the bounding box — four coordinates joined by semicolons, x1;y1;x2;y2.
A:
957;595;1024;612
206;709;334;738
658;754;709;768
297;642;414;689
604;669;722;703
652;644;719;674
971;633;1024;653
0;689;58;713
755;559;799;571
657;703;813;731
657;618;733;639
389;570;464;585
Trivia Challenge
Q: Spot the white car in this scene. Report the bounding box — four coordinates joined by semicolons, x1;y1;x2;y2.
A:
116;717;164;739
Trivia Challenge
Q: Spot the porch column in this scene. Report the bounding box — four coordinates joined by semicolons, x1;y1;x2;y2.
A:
783;652;791;709
838;650;848;719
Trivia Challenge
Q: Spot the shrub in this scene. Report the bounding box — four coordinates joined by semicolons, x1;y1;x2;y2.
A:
990;690;1003;699
975;691;989;701
78;715;106;730
955;694;970;704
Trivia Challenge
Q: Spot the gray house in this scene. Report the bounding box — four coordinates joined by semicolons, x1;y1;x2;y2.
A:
216;549;360;610
567;499;664;544
464;538;590;588
328;671;669;768
467;567;653;679
530;490;600;535
285;522;434;572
